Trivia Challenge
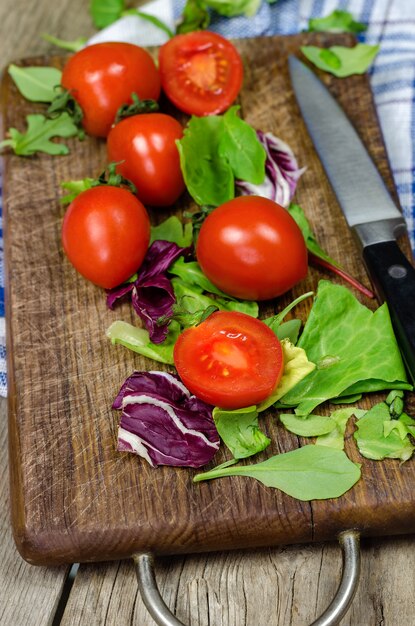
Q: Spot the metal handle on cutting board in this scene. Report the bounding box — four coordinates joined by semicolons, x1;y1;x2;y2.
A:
132;529;361;626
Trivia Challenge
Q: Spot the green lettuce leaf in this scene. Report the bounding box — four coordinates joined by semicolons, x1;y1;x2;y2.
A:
8;64;62;103
279;412;337;437
315;408;363;450
90;0;124;28
354;402;415;461
308;10;367;34
0;113;78;156
194;445;361;500
150;216;193;247
106;320;180;364
278;281;411;416
213;405;270;459
301;44;379;78
257;339;315;412
176;0;210;33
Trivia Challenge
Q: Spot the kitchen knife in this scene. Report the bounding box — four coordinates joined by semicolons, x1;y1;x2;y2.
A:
288;55;415;383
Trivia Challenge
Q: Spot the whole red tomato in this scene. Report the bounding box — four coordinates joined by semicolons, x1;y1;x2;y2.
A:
107;113;185;207
174;311;284;409
196;196;308;300
61;42;160;137
158;31;243;116
62;186;150;289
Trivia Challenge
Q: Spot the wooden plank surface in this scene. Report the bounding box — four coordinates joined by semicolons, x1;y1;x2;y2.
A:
1;1;415;624
4;32;415;567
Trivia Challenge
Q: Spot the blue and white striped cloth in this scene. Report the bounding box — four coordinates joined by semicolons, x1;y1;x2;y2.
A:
0;0;413;397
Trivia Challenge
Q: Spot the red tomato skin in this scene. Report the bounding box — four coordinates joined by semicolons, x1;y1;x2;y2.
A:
158;31;243;116
61;43;161;137
196;196;308;301
107;113;185;207
174;311;284;410
62;186;150;289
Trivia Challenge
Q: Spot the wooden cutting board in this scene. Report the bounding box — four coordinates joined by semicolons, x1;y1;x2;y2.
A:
3;33;415;567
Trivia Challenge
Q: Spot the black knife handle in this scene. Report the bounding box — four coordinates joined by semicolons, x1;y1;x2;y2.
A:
363;240;415;383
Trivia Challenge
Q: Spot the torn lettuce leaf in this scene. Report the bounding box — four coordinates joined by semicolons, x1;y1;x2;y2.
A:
257;339;315;412
354;402;415;462
194;445;361;501
301;43;379;78
278;281;411;416
315;408;364;450
106;320;181;364
213;405;270;459
114;371;219;467
279;412;338;437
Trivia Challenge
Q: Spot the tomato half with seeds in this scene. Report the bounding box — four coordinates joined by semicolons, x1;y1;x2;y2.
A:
158;31;243;116
173;311;284;410
61;42;160;137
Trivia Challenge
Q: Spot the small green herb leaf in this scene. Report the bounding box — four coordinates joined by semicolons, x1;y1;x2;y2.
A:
8;64;62;103
150;217;193;248
176;0;210;34
279;412;337;437
301;44;379;77
194;445;361;501
60;178;95;205
90;0;124;28
219;106;266;184
308;10;367;34
316;408;360;450
206;0;261;18
122;9;174;38
213;405;270;459
0;113;78;156
42;33;87;52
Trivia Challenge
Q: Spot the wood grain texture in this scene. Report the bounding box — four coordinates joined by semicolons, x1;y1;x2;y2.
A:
3;33;415;568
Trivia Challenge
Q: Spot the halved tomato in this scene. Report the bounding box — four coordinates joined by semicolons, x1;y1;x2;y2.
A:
173;311;284;410
158;31;243;116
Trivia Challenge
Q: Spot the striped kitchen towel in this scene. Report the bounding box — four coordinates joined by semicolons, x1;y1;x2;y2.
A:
0;0;413;397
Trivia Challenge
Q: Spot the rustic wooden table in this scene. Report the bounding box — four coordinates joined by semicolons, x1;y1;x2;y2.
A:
1;1;414;624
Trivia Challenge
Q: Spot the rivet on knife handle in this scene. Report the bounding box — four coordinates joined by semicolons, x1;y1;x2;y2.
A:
363;240;415;383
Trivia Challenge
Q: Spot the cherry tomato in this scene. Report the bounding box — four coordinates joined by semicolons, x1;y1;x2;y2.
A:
62;186;150;289
158;31;243;116
196;196;308;301
107;113;185;207
174;311;284;409
61;42;160;137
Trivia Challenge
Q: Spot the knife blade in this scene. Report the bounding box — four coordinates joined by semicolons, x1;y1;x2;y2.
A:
289;55;415;382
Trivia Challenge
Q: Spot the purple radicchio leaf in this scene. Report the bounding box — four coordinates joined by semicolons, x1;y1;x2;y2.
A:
114;371;220;468
236;131;306;207
106;240;190;344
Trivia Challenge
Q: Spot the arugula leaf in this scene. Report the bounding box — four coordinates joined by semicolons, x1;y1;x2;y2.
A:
90;0;124;28
301;44;379;77
354;402;415;461
287;203;340;267
315;408;362;449
170;257;250;301
278;281;411;416
42;34;87;52
219;106;266;184
206;0;261;17
275;319;302;344
194;445;361;500
177;108;265;206
122;9;174;38
150;217;193;248
106;320;180;364
308;10;367;34
177;115;234;206
0;113;78;156
176;0;210;34
213;405;270;459
8;64;62;103
171;277;259;320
